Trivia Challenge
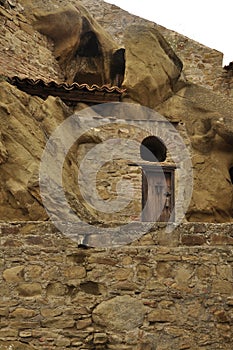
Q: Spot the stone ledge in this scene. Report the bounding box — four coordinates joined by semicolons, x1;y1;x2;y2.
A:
1;221;233;248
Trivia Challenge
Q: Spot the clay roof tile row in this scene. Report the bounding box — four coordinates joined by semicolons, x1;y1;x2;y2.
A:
9;76;126;104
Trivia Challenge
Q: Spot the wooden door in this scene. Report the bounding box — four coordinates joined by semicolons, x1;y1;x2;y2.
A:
142;164;175;222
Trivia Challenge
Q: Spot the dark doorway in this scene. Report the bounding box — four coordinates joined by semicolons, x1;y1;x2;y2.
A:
110;48;125;87
76;31;102;57
229;167;233;184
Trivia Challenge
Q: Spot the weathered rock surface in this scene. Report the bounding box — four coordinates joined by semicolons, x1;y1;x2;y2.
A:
1;0;233;224
33;3;120;85
158;83;233;222
0;80;78;220
123;25;183;108
212;117;233;145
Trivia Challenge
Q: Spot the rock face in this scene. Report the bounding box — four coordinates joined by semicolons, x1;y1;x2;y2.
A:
33;3;120;85
213;117;233;146
123;25;183;108
1;0;233;223
157;84;233;222
0;80;78;220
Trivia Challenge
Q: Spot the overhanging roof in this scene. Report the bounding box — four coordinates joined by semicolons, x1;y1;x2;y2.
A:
9;76;126;104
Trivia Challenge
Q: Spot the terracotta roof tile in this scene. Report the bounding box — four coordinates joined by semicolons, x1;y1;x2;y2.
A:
9;76;126;104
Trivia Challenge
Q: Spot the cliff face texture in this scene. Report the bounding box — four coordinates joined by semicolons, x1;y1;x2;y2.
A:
0;1;233;349
1;0;233;222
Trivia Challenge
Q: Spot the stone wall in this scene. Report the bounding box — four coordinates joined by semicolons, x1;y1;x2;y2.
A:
0;6;64;82
74;118;181;225
0;221;233;349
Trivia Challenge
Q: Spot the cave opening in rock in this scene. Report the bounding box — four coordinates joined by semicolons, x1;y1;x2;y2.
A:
110;48;125;87
76;31;102;57
140;136;167;162
229;167;233;184
74;30;104;85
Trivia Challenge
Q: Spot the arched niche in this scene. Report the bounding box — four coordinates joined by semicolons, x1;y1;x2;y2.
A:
140;135;167;162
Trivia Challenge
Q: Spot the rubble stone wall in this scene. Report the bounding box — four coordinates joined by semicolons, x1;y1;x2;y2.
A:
74;119;185;225
0;221;233;349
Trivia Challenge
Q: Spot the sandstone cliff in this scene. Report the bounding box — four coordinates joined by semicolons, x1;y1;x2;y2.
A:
1;0;233;223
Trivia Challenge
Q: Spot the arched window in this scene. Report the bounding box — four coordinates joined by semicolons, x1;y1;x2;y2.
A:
140;136;167;162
